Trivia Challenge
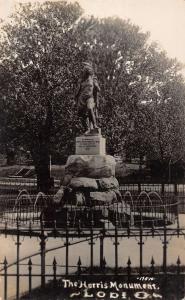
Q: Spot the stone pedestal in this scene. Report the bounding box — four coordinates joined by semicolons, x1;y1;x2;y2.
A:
54;129;131;223
76;135;106;155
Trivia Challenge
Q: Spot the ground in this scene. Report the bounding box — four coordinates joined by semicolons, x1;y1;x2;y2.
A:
0;162;141;180
19;271;185;300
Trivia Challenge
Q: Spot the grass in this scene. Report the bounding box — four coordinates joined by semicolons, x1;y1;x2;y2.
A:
0;165;26;177
0;164;65;179
0;162;134;180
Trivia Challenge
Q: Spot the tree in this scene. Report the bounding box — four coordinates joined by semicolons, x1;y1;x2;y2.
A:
0;63;19;164
146;73;185;179
0;1;84;191
1;4;185;187
75;17;185;165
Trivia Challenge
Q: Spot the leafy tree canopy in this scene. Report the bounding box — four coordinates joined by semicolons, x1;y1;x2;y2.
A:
0;1;185;188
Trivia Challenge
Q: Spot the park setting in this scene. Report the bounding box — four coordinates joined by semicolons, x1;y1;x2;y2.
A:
1;0;185;299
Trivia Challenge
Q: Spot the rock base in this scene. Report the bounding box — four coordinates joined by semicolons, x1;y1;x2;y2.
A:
54;132;132;225
65;155;116;178
56;154;130;214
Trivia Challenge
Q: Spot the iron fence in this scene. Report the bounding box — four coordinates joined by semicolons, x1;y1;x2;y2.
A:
0;256;184;300
0;219;185;300
119;183;179;195
0;182;184;299
1;179;185;196
0;193;179;228
0;177;60;195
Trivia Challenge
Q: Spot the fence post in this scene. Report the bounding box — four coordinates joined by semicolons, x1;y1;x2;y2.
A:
77;257;82;276
53;257;57;286
28;258;32;294
176;256;181;300
53;220;57;238
102;257;106;275
16;220;21;300
174;183;178;196
177;256;181;275
29;221;32;238
138;220;144;275
89;213;94;275
78;219;81;236
5;221;7;238
161;183;165;196
127;257;131;281
114;217;119;275
40;221;47;288
65;213;69;276
100;228;105;270
151;221;155;238
150;256;155;276
162;214;168;274
127;220;130;238
4;257;8;300
138;183;141;194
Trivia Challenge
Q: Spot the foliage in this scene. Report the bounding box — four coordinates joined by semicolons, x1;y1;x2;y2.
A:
0;1;84;189
78;18;185;162
0;2;185;187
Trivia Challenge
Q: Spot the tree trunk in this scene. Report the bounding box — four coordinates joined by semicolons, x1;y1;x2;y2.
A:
31;96;53;194
6;147;16;165
32;149;53;194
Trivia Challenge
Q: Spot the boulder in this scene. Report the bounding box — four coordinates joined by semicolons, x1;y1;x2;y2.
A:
65;155;116;178
53;187;64;204
69;177;98;190
62;174;73;186
97;177;119;190
90;190;117;203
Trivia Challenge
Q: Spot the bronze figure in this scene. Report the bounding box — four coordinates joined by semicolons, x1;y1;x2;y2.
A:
75;62;100;135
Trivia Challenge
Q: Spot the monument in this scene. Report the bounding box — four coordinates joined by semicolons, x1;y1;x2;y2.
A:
54;63;131;225
75;62;100;135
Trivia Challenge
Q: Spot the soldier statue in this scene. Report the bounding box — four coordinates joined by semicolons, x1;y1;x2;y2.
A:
75;62;100;135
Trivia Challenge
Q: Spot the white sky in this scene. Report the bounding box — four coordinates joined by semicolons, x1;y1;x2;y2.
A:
1;0;185;72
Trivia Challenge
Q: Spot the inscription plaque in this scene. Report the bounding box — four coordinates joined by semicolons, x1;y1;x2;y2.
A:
76;135;106;155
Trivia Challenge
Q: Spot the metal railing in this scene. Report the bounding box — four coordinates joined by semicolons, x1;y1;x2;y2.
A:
0;193;178;228
0;218;185;300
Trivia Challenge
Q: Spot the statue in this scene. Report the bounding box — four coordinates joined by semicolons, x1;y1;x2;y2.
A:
75;62;100;135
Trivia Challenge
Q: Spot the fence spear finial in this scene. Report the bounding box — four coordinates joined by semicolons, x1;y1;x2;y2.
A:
127;257;131;266
177;256;181;274
177;256;181;265
77;256;82;275
103;257;106;267
28;258;32;266
4;256;8;266
77;256;81;266
151;256;155;275
151;256;155;265
53;256;57;266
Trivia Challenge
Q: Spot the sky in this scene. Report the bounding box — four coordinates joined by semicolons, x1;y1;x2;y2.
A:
0;0;185;72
